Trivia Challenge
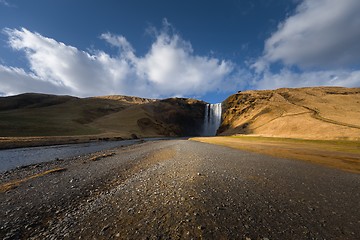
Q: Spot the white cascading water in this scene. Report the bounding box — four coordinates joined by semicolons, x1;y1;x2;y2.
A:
202;103;222;136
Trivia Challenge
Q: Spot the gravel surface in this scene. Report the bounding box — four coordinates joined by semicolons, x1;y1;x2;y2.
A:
0;140;359;239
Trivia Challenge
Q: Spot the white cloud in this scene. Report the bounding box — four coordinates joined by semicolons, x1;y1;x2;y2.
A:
0;65;68;95
251;0;360;90
254;0;360;71
135;32;233;95
1;26;237;98
100;33;135;57
253;69;360;90
3;28;137;96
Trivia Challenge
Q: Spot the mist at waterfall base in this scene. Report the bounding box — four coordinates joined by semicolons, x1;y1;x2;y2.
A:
202;103;222;136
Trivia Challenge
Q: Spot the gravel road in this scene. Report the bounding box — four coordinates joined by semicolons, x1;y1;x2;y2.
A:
1;140;359;239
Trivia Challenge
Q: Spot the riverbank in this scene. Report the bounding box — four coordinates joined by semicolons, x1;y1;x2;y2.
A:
0;135;139;150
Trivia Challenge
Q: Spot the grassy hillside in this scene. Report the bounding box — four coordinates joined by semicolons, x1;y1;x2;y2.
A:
219;87;360;140
0;93;205;138
0;93;152;137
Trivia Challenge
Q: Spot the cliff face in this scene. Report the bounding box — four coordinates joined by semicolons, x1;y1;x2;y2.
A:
219;87;360;140
140;98;205;137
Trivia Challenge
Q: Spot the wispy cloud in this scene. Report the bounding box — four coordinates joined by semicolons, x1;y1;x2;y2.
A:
0;0;14;7
1;23;242;97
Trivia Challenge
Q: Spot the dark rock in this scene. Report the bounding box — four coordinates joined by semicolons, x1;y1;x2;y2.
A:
130;134;138;139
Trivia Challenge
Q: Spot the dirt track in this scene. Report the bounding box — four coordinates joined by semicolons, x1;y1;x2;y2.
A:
1;140;359;239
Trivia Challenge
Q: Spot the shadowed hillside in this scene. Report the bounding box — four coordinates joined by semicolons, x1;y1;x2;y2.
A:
219;87;360;140
90;97;205;138
0;93;205;138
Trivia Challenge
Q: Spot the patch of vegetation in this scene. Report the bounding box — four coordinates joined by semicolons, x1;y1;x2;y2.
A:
191;136;360;173
89;152;116;161
228;135;360;153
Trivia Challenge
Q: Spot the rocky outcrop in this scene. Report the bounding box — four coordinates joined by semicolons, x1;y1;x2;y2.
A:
149;98;205;136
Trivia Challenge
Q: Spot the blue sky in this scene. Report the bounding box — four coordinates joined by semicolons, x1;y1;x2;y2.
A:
1;0;360;103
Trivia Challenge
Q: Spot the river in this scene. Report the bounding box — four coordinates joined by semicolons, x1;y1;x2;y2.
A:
0;139;145;172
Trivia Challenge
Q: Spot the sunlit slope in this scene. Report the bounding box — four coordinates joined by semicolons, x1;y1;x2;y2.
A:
219;87;360;140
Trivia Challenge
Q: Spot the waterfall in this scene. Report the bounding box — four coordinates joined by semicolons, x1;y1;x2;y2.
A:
202;103;222;136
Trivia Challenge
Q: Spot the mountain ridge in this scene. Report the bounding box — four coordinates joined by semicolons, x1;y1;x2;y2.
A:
1;86;359;141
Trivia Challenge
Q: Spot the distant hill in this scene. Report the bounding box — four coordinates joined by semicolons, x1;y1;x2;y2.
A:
0;93;205;138
219;87;360;140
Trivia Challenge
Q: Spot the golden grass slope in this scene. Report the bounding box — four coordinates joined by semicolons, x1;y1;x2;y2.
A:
219;87;360;140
